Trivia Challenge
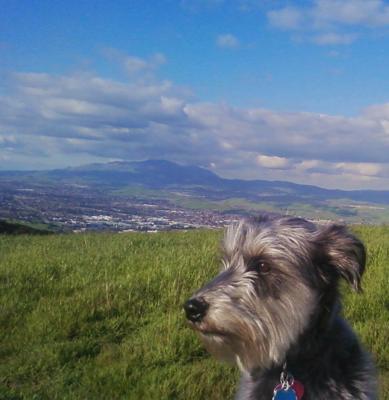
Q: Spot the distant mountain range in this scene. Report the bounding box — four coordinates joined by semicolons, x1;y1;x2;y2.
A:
1;159;389;223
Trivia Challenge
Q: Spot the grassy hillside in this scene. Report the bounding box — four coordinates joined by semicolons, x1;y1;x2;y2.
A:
114;185;389;224
0;227;388;399
0;220;56;235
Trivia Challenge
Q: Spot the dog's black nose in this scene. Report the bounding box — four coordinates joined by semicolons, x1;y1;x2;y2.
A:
184;297;209;322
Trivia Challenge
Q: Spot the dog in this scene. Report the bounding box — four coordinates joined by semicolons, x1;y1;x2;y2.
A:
184;214;377;399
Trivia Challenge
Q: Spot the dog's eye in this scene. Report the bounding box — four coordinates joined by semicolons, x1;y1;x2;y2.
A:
247;257;270;273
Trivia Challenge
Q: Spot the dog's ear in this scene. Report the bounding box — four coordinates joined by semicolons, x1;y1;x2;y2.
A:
315;224;366;291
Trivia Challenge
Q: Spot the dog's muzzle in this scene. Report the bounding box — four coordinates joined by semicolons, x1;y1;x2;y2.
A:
184;297;209;323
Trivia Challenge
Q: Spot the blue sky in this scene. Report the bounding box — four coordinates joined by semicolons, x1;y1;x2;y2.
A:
1;0;389;189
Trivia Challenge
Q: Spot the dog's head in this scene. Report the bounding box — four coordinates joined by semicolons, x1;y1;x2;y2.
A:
184;214;365;372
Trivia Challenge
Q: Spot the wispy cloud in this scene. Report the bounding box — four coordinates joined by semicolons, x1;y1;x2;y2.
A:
312;0;389;27
267;6;303;30
267;0;389;45
312;32;358;45
101;48;167;77
1;53;389;189
216;33;240;49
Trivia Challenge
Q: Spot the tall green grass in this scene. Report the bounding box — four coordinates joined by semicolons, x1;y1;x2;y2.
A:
0;227;387;399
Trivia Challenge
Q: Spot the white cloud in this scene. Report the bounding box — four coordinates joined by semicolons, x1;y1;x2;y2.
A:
267;0;389;45
363;102;389;120
312;32;357;45
267;7;303;30
256;154;290;169
312;0;389;27
335;162;382;177
216;34;240;48
294;159;322;173
101;48;167;77
1;54;389;189
123;56;149;75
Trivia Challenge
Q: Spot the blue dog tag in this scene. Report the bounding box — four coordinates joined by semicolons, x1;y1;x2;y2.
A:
272;386;297;400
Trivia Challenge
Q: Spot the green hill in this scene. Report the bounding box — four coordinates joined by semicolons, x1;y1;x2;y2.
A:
0;227;388;399
0;220;53;235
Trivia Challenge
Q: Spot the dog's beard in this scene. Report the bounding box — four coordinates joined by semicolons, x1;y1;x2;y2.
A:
192;284;317;372
199;332;237;364
193;312;277;371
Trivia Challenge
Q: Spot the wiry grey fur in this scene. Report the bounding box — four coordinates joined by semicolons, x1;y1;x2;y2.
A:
184;214;377;399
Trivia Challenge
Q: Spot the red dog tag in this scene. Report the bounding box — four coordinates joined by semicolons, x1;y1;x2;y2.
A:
291;380;304;400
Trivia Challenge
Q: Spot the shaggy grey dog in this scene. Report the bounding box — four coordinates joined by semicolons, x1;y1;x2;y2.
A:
184;214;377;399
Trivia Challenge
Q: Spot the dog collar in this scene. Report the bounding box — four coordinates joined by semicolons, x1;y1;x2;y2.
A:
272;364;304;400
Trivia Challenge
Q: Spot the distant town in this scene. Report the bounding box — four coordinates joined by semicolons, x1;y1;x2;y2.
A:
0;181;239;232
2;159;389;228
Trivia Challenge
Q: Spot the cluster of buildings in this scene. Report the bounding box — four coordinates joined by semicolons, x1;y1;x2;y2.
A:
0;181;238;232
